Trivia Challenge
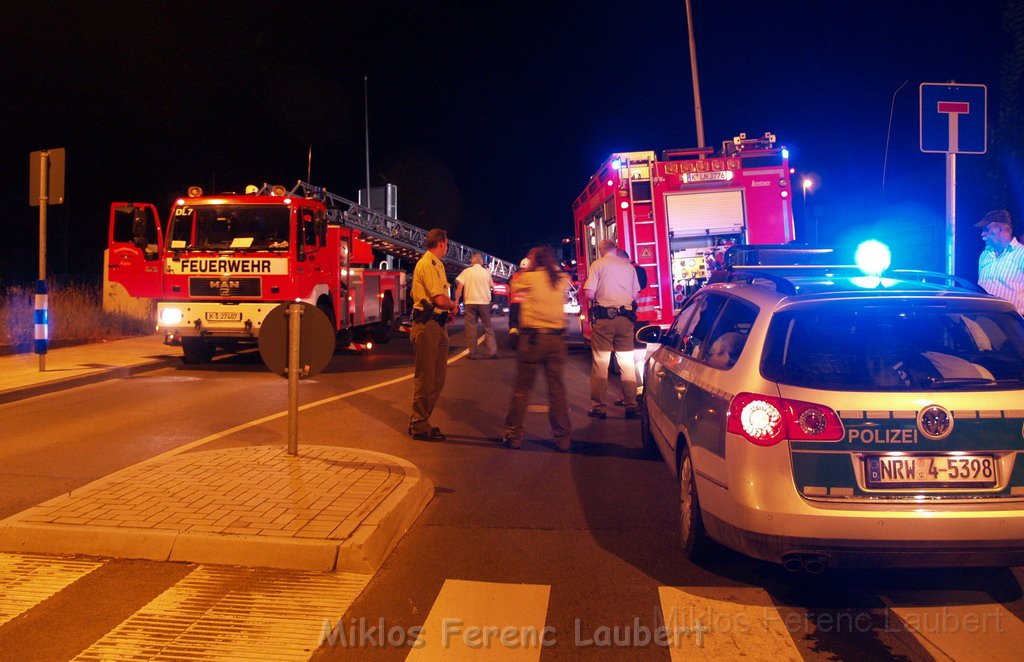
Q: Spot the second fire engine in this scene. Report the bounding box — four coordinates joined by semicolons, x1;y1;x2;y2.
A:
572;132;795;335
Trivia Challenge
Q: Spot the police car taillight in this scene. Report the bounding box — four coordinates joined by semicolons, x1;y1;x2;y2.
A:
728;394;785;446
728;393;844;446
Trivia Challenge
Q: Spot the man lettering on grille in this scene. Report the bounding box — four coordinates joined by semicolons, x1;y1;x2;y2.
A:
583;239;641;419
409;229;458;441
977;209;1024;315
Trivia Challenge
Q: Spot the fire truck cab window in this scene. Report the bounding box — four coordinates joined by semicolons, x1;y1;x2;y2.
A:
302;211;319;249
169;205;290;251
112;206;158;247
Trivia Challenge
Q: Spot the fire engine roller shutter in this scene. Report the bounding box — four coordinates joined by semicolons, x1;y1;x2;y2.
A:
665;190;744;237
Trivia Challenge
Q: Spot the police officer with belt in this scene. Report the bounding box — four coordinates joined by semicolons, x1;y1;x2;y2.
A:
583;238;641;419
409;229;458;441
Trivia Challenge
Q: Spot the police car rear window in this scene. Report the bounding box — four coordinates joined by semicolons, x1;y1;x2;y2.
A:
761;304;1024;391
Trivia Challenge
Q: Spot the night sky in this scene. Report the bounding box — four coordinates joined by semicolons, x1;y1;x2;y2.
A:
1;0;1017;282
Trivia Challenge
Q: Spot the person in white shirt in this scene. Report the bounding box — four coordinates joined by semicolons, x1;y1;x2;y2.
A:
977;209;1024;315
583;239;641;418
454;253;498;359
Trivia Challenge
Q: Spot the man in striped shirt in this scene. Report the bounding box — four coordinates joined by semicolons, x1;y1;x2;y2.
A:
977;209;1024;315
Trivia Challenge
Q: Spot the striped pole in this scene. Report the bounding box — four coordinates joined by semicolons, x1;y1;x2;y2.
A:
34;280;48;357
37;150;49;371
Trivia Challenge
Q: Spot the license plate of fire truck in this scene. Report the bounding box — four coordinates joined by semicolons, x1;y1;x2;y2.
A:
205;312;242;322
865;455;997;489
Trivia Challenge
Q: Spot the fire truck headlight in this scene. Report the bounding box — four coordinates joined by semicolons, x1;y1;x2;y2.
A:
159;307;184;325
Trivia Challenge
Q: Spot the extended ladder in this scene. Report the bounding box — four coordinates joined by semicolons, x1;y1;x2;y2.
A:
284;180;516;280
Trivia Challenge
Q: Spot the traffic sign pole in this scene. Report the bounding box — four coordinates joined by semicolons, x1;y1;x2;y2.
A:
37;151;49;372
920;83;987;277
287;302;303;456
945;153;956;276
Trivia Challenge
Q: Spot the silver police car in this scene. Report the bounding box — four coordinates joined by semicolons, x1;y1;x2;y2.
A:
638;253;1024;571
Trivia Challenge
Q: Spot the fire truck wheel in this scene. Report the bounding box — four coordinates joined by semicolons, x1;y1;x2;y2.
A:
372;294;395;344
181;337;215;364
335;328;353;350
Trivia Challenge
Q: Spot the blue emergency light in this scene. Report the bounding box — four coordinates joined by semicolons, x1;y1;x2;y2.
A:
855;240;891;276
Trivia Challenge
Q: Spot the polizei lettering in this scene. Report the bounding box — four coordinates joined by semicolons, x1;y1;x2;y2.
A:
180;259;273;274
847;428;918;444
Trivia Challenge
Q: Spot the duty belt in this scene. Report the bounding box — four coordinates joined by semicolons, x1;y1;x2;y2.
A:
412;304;449;325
589;304;636;322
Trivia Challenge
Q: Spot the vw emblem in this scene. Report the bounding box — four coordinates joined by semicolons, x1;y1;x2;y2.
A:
917;405;953;441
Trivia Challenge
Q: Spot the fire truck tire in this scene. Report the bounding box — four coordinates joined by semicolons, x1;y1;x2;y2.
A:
372;294;395;344
315;300;341;352
181;337;215;364
336;328;353;350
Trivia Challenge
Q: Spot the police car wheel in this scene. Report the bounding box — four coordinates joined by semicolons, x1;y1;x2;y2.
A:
638;396;659;459
680;445;710;562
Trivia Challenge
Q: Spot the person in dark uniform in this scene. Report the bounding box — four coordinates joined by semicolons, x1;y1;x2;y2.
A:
409;229;457;441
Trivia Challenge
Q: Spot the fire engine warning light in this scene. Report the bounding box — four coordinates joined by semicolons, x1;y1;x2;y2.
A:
187;186;203;198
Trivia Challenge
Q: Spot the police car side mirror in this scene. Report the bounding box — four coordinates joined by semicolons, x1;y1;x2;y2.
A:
636;325;662;344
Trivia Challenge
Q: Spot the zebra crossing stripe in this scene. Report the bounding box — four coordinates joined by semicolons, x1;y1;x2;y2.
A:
881;590;1024;662
658;586;802;660
0;553;102;627
74;565;369;661
406;579;551;661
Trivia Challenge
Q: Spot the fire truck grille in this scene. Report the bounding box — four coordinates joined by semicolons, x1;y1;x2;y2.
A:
189;277;262;298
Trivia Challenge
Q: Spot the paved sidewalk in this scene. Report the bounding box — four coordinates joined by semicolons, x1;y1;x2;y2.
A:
0;445;432;572
0;337;434;572
0;335;175;404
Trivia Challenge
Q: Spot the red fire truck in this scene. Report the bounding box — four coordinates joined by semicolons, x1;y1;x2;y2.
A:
106;185;405;363
572;132;795;335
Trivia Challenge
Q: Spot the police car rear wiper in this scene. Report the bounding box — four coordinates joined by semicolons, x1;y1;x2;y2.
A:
922;376;997;389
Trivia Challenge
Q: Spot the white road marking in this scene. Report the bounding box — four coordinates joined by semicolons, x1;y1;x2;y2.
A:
0;553;103;627
658;586;802;660
0;346;469;529
881;590;1024;662
407;579;551;661
75;565;369;661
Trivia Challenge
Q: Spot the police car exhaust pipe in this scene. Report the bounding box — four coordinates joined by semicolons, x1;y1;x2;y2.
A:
782;554;805;572
781;553;827;574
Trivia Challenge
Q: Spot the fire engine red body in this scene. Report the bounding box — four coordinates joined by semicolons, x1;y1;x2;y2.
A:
572;133;795;337
106;188;404;363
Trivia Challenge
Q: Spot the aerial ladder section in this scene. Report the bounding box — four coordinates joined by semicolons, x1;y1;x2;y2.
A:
284;180;516;280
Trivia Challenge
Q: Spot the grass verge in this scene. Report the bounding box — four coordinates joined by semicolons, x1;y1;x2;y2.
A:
0;282;153;354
